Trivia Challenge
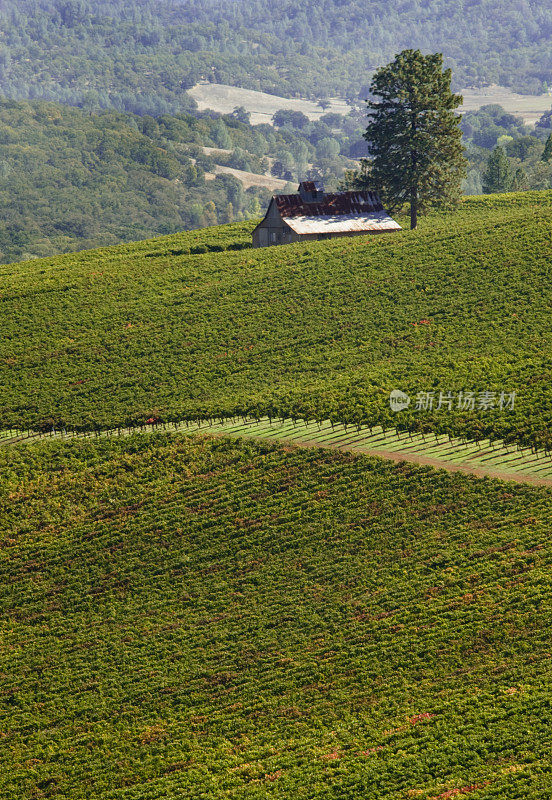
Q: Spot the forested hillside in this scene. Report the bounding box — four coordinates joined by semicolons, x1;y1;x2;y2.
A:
0;0;551;113
0;98;368;262
0;3;551;261
0;100;274;261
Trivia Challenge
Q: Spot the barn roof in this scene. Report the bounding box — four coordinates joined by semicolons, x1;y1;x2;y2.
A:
276;189;383;217
274;189;401;235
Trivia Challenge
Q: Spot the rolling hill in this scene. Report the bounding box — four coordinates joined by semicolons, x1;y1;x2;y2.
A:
3;3;552;799
1;0;552;109
2;432;552;799
2;191;552;451
3;192;552;799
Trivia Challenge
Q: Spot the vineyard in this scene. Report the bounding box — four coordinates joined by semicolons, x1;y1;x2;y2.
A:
2;432;552;799
2;191;552;450
4;416;552;486
4;193;552;799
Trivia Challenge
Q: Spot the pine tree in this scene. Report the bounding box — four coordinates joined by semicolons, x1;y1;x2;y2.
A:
482;146;512;193
542;133;552;162
362;50;466;229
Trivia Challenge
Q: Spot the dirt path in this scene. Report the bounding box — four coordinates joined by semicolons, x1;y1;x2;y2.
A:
266;436;552;487
5;418;552;488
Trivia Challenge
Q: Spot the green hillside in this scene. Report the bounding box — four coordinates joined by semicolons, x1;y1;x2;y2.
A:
4;187;552;800
2;432;552;799
4;8;552;800
2;191;552;450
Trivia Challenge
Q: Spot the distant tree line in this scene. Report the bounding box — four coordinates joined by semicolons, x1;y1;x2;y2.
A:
0;0;550;117
460;105;552;194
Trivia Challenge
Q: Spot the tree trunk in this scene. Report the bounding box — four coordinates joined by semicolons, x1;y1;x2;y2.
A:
410;125;418;229
410;185;417;229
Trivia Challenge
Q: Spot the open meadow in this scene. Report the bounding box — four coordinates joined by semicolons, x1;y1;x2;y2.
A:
459;85;552;126
189;82;552;127
188;83;351;126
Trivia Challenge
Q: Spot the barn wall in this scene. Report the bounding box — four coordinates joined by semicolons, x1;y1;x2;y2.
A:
253;226;391;248
252;199;289;248
286;229;389;244
252;199;295;247
252;220;293;247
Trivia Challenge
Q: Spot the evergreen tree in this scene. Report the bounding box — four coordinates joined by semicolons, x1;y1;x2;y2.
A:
542;133;552;162
482;146;512;193
212;119;231;150
511;167;529;191
362;49;466;229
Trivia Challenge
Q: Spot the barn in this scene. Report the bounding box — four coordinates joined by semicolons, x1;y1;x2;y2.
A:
252;181;401;247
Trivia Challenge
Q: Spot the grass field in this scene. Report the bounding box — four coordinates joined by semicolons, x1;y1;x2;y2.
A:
205;164;289;191
189;82;552;127
458;84;552;125
188;83;350;125
3;432;552;799
2;191;552;452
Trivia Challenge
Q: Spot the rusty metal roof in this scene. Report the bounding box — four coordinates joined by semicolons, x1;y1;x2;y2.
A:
298;180;318;193
275;190;384;217
274;189;401;234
